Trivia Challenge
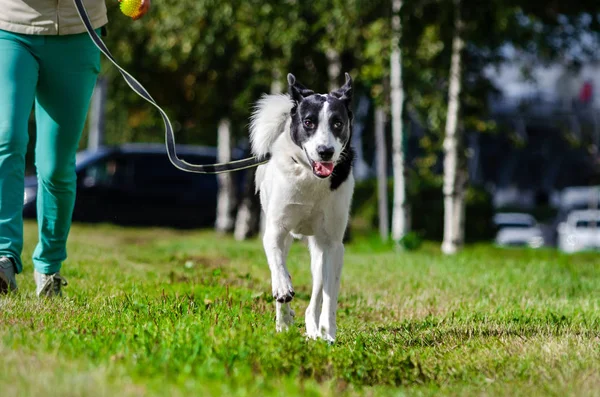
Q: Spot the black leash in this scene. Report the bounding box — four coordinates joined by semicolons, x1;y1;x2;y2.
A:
73;0;269;174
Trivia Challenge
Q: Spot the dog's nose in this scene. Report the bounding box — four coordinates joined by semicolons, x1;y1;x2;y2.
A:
317;145;335;161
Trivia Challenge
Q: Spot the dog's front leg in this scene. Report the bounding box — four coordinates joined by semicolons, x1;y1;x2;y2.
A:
262;227;295;330
305;236;324;339
319;241;344;343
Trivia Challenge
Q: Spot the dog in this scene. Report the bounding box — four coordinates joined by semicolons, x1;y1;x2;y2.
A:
249;73;355;342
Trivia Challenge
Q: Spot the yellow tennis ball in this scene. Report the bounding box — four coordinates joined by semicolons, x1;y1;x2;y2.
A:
120;0;143;18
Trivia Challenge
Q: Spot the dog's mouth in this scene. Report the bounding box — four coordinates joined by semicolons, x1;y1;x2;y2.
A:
303;147;334;178
312;160;334;178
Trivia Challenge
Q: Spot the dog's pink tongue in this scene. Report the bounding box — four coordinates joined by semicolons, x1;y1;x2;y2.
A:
314;162;334;177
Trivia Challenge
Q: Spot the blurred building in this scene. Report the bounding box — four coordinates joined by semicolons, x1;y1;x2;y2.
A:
471;61;600;210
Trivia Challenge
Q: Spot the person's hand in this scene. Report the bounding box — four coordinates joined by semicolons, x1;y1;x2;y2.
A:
132;0;150;20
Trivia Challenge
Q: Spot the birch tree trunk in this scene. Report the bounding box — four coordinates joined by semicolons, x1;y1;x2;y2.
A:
326;48;341;92
391;0;409;243
215;118;236;234
441;0;467;255
375;107;389;241
233;167;260;240
326;24;341;92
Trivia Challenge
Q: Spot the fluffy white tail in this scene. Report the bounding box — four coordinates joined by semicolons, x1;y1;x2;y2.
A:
249;94;294;157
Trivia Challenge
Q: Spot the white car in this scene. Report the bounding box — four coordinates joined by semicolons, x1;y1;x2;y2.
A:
493;213;545;248
558;210;600;253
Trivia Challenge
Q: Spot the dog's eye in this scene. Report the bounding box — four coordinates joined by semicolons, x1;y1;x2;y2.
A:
333;121;343;129
304;120;315;129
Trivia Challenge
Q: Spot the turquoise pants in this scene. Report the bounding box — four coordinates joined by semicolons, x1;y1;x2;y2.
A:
0;29;100;275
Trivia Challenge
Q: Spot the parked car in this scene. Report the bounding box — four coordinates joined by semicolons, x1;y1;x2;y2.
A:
493;212;545;248
551;186;600;247
24;143;246;228
559;186;600;212
557;210;600;253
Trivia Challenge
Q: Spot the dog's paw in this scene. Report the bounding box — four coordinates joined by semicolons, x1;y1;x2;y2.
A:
276;304;295;332
321;333;335;344
273;289;295;303
276;312;295;332
272;275;295;303
305;330;335;344
305;316;319;339
305;318;334;343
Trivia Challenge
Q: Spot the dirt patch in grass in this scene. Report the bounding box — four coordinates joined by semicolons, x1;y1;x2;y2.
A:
167;254;269;293
181;254;231;269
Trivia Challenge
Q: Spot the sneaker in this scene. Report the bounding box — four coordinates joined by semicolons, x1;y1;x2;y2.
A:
34;270;68;297
0;257;17;294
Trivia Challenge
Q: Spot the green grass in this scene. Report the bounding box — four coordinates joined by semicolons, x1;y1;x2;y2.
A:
1;221;600;396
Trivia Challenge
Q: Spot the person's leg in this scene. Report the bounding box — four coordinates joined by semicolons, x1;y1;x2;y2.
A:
0;30;39;276
32;32;100;276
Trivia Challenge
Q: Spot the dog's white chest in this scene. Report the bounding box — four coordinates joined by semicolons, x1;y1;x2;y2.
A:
258;159;334;237
278;184;331;236
281;202;322;236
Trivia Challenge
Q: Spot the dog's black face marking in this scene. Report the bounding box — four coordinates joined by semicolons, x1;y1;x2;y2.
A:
287;73;355;189
329;144;355;190
289;95;350;147
290;94;326;147
325;95;351;142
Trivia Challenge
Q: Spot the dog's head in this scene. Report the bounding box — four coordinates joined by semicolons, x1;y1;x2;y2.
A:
287;73;353;179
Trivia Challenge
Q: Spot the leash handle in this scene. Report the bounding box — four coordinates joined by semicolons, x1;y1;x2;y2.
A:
73;0;269;174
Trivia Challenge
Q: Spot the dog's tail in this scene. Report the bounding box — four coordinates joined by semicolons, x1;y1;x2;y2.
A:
250;94;294;157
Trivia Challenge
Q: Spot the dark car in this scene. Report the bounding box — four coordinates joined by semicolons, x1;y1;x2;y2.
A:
23;143;245;228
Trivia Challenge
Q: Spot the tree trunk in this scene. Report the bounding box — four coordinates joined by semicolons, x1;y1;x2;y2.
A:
441;0;467;255
326;48;341;92
390;0;408;243
215;118;236;234
233;167;261;240
326;24;341;92
375;107;389;241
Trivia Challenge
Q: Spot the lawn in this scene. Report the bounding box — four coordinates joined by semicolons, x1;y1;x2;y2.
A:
1;221;599;396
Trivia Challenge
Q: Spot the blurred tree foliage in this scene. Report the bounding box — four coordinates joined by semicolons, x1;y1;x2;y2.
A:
94;0;599;163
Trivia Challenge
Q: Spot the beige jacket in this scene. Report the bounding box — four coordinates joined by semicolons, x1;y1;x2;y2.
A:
0;0;107;35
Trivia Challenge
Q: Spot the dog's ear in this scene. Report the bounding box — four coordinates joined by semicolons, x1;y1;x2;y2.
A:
330;73;353;107
288;73;314;104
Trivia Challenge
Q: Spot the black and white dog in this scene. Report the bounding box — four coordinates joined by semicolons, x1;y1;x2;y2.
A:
250;73;355;342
